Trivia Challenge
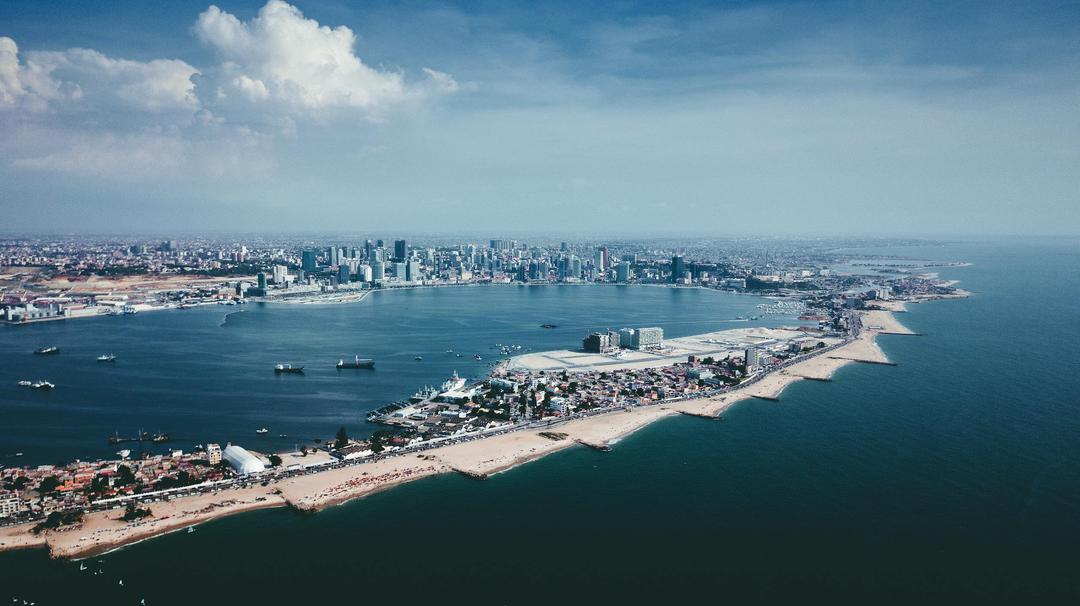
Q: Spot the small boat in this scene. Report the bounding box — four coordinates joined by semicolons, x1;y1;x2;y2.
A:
278;433;288;438
256;427;269;434
30;380;55;390
151;432;170;443
475;354;483;361
34;346;59;355
17;380;32;387
187;526;195;534
540;324;558;329
274;363;304;374
79;563;87;571
97;354;116;362
414;355;423;361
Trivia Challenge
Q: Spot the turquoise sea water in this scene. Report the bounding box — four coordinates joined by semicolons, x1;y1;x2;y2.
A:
2;239;1079;604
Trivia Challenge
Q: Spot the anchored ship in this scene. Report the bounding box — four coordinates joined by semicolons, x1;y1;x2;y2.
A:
336;355;374;369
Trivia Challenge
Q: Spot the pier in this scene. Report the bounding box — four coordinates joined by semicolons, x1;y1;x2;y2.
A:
750;394;780;402
574;439;612;452
451;468;489;481
677;410;723;420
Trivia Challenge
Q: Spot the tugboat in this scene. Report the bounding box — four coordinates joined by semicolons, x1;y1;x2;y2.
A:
274;363;304;374
97;354;116;362
34;346;59;355
336;355;375;369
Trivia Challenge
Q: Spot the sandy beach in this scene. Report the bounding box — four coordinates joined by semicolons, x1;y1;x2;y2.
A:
0;307;922;559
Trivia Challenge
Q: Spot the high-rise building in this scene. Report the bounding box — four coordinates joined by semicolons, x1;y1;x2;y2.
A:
338;264;351;284
394;239;407;262
206;443;222;465
393;262;406;279
616;262;631;283
671;255;685;283
632;327;664;350
372;261;385;280
301;250;317;272
329;246;340;266
358;264;373;282
744;347;760;371
257;272;267;289
272;264;288;284
406;260;421;282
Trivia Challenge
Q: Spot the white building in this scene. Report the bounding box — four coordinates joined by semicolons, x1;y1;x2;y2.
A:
358;264;373;282
223;445;265;475
271;264;288;284
0;493;21;517
206;443;222;465
632;327;664;350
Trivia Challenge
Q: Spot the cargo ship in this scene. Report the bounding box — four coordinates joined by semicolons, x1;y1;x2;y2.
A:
274;363;304;374
108;430;169;444
336;355;375;369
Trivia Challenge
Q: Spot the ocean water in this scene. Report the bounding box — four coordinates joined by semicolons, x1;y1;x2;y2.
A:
0;285;780;465
2;239;1079;604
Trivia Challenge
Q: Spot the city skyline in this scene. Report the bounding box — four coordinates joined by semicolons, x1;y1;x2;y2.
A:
2;0;1079;235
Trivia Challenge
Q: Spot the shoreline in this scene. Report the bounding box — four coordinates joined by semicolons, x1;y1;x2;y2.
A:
0;300;953;560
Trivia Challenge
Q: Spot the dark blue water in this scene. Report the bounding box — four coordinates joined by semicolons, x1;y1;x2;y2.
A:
0;285;778;464
3;240;1079;604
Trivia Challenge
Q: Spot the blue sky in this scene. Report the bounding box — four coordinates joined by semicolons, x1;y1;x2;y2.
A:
1;0;1078;235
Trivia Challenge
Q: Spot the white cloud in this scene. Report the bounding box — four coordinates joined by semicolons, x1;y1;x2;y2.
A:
26;47;199;112
0;36;81;111
1;35;199;114
194;1;455;113
8;124;273;181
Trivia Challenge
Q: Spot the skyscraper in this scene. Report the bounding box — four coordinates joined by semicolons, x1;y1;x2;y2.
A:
406;260;421;282
301;250;317;272
394;239;407;261
671;255;685;283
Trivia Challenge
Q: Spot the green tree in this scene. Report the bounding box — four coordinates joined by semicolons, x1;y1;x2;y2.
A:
115;464;136;486
268;454;282;467
37;476;60;494
334;426;349;449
